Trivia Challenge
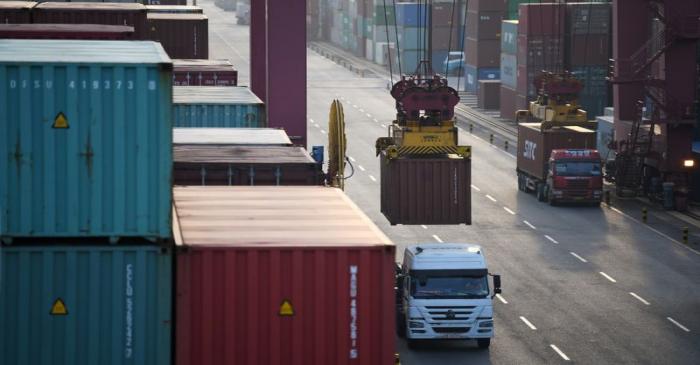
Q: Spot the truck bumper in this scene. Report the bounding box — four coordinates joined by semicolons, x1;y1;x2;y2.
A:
407;321;493;340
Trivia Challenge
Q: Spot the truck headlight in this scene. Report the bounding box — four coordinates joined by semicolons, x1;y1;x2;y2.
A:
479;320;493;328
409;321;425;328
684;159;694;168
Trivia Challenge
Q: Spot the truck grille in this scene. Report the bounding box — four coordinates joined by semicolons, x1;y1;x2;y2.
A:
433;327;470;333
425;306;475;321
565;179;589;189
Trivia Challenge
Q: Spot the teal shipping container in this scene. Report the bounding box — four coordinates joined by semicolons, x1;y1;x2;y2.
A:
0;245;172;365
501;20;518;54
173;86;266;128
0;40;173;241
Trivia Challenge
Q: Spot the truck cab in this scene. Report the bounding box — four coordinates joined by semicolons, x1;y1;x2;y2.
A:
544;149;603;204
396;244;501;349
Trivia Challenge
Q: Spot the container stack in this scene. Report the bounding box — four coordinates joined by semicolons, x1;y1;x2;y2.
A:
566;2;611;118
372;3;397;65
147;12;209;59
0;39;174;365
505;0;537;20
463;0;504;92
499;19;520;118
173;59;239;86
395;2;428;73
172;86;266;128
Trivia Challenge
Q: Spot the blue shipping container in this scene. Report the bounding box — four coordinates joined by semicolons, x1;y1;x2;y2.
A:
395;2;430;27
501;20;518;54
0;40;173;240
0;245;172;365
500;53;517;88
173;86;266;128
398;26;426;50
571;65;609;117
464;65;500;92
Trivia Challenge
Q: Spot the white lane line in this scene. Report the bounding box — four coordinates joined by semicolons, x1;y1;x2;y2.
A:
569;252;588;263
313;124;320;129
485;194;497;202
366;113;372;118
629;292;650;305
519;316;537;330
420;225;428;230
373;118;379;123
609;206;699;256
352;104;358;108
503;207;516;215
471;184;481;191
348;156;356;162
545;235;559;244
309;118;314;123
667;317;690;332
523;220;536;230
550;344;571;361
368;175;377;182
599;272;617;283
496;294;508;304
432;234;444;243
359;108;364;112
320;129;327;134
357;165;366;171
380;123;387;128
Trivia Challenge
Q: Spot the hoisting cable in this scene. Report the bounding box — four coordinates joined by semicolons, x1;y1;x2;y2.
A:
392;0;402;75
417;0;422;71
382;0;394;84
445;0;457;76
456;0;469;92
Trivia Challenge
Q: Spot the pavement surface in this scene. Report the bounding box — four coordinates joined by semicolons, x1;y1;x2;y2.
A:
205;1;700;363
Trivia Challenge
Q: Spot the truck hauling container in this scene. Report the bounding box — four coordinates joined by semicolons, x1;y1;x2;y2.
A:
173;186;396;365
517;122;602;204
396;244;502;349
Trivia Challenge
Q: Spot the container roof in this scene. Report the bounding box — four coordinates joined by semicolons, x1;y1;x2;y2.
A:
0;39;171;64
34;2;145;10
145;5;203;13
0;1;36;9
147;13;207;20
173;146;315;164
173;86;263;105
173;128;291;146
173;186;394;248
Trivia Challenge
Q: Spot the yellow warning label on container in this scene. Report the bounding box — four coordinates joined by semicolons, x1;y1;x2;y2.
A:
50;298;68;315
279;299;294;316
53;112;69;129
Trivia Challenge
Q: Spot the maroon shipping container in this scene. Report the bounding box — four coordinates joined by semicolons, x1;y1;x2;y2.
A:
499;84;519;120
147;13;208;59
0;23;134;40
467;0;506;12
517;34;564;68
478;80;501;109
518;3;566;36
380;152;471;225
465;37;500;68
173;59;238;86
516;123;597;180
0;1;35;24
173;145;321;186
431;2;458;27
173;186;396;365
567;34;610;66
431;26;460;50
144;0;187;5
466;10;504;40
32;2;148;39
145;5;203;14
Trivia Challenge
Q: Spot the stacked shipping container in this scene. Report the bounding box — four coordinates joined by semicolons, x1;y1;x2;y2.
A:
173;59;238;86
147;13;209;59
172;86;266;128
464;0;504;92
500;19;521;118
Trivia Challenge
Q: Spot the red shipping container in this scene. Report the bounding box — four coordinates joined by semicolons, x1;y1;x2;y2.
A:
173;186;396;365
0;1;35;24
467;0;506;12
32;2;148;39
499;84;518;120
0;23;134;40
173;59;238;86
466;10;504;40
465;37;500;67
147;13;208;59
518;3;565;36
516;34;564;68
567;34;610;66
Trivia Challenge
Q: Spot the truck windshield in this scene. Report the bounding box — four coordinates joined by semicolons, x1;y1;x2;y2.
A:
554;161;601;176
410;275;489;299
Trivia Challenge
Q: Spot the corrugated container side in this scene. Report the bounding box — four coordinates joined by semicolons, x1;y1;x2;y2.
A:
468;0;506;12
0;1;35;24
0;40;173;239
395;2;429;27
518;3;566;36
477;80;501;109
147;14;209;59
0;23;135;40
567;34;610;66
0;245;172;365
173;104;265;128
517;123;597;179
465;37;500;68
517;34;564;68
500;53;517;88
466;10;504;40
380;153;471;225
373;5;396;26
566;2;611;35
499;84;519;119
32;3;149;39
501;20;518;54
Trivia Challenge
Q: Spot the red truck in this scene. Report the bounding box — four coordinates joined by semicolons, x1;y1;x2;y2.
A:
517;122;603;205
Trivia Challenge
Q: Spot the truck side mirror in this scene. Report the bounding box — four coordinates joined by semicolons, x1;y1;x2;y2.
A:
493;275;502;292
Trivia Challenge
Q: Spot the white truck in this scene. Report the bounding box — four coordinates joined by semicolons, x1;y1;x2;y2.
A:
396;244;501;349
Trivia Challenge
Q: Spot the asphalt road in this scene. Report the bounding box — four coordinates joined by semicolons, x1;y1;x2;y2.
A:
205;1;700;363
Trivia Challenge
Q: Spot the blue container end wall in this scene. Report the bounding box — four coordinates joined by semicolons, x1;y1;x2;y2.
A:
464;65;500;92
0;245;172;365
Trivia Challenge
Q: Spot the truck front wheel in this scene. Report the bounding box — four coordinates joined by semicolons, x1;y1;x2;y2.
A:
536;183;546;202
477;338;491;349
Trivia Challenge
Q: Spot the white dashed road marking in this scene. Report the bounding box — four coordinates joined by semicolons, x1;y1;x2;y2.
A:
471;185;481;191
348;156;356;162
503;207;515;215
599;272;617;283
485;195;497;202
545;235;559;244
667;317;690;332
368;175;377;182
496;294;508;304
570;252;588;263
320;130;327;134
629;292;650;305
432;235;444;243
523;221;536;230
550;344;570;361
358;165;366;171
421;225;428;230
519;316;537;330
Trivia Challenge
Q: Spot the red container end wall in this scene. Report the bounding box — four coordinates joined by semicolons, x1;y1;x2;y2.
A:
173;186;397;365
0;1;35;23
518;3;566;36
0;23;134;40
173;59;238;86
32;2;149;39
147;13;209;59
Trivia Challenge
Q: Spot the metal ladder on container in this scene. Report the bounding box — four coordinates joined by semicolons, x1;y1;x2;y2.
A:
613;101;655;196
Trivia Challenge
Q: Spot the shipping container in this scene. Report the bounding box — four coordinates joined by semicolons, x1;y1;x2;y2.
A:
516;123;597;180
501;20;518;54
395;2;429;27
465;37;500;67
145;5;203;14
566;2;611;35
173;186;396;365
464;64;499;92
478;80;501;109
0;1;35;24
507;0;536;20
500;53;517;88
468;0;506;13
518;3;565;36
0;23;135;40
145;0;187;5
0;245;172;365
397;26;425;50
33;2;148;39
517;34;564;68
147;13;208;59
173;128;292;146
431;26;460;50
596;115;615;160
173;146;321;186
173;59;237;86
380;153;471;225
0;39;173;240
499;84;520;119
571;65;609;117
466;10;504;40
173;86;266;128
567;33;610;66
373;4;396;26
432;2;458;27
